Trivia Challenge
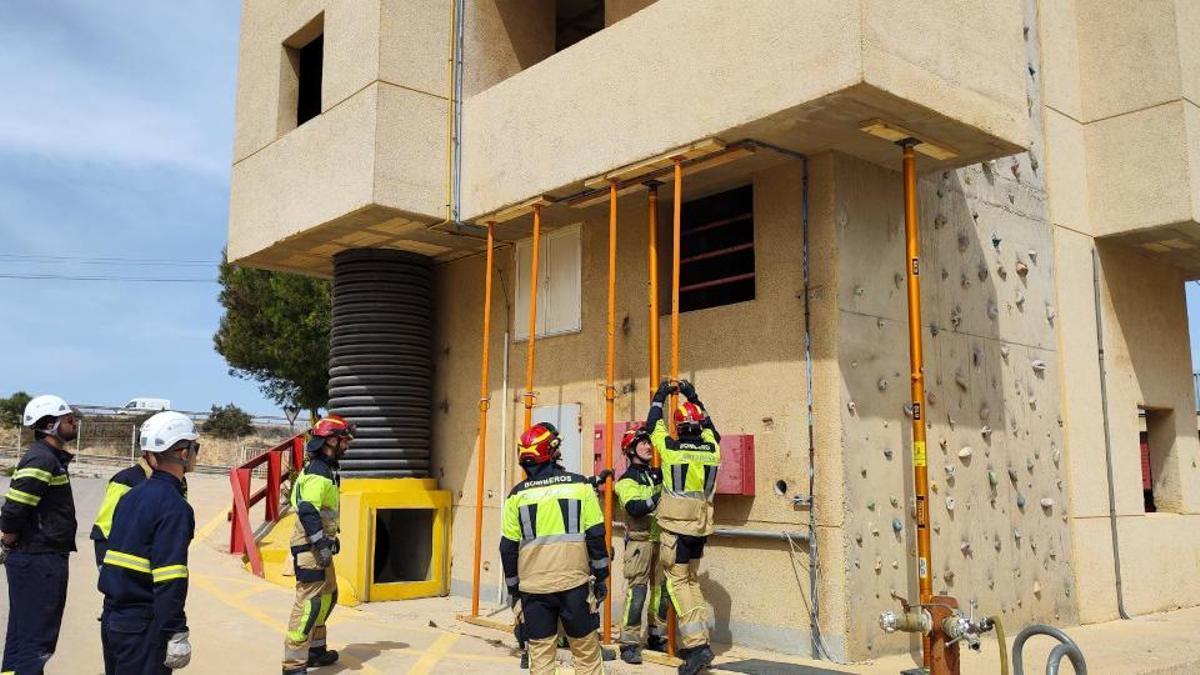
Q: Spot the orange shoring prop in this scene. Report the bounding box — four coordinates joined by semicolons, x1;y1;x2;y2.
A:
901;142;934;670
522;205;543;429
602;180;619;642
665;157;685;656
470;222;496;617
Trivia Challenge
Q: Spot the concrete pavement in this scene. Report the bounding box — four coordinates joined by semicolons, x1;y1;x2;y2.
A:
4;466;1200;674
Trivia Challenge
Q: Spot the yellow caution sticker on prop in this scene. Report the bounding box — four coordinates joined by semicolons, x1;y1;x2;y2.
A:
912;441;927;468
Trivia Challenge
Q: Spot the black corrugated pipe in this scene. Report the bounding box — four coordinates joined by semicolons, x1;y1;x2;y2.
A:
329;249;434;478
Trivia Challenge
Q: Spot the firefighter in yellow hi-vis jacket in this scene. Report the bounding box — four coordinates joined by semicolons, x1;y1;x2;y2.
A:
614;424;668;664
282;415;354;675
500;422;609;675
647;379;720;675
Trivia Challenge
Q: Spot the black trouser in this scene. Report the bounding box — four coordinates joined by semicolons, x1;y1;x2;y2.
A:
101;609;170;675
2;551;69;674
521;583;597;640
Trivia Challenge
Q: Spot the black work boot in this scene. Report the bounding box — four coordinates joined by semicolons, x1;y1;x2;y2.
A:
678;644;714;675
620;644;643;664
602;646;617;661
307;647;339;668
646;635;669;653
282;668;306;675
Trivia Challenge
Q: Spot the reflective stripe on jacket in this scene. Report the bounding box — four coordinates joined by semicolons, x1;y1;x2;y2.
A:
0;440;77;553
615;464;662;542
91;458;153;541
289;456;340;583
500;465;608;594
649;418;720;537
97;471;194;635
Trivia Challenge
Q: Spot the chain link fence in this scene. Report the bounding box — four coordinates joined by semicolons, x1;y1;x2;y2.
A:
1;416;293;469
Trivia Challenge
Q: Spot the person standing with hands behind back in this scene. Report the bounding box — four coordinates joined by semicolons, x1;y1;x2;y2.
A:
647;379;721;675
98;411;199;674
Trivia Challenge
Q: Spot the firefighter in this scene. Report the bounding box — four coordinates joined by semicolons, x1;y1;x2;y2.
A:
647;379;720;675
614;424;668;664
91;449;160;567
282;415;354;675
98;411;198;674
1;394;79;674
500;422;609;675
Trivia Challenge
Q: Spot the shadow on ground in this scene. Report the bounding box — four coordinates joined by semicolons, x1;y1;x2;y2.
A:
715;658;855;674
327;640;408;671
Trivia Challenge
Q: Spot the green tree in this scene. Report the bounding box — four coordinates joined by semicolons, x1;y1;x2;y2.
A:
202;403;255;439
0;391;32;427
213;254;330;419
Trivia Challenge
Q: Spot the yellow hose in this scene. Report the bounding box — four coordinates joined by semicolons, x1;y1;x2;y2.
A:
992;615;1008;675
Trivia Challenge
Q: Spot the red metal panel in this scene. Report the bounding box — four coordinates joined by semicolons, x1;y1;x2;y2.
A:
1140;434;1152;490
593;423;754;495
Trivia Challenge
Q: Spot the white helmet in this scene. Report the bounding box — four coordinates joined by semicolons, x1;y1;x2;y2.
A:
23;395;73;427
139;411;199;453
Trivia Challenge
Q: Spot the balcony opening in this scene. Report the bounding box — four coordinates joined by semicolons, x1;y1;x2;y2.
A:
1139;406;1181;513
279;14;323;135
374;508;434;583
556;0;604;52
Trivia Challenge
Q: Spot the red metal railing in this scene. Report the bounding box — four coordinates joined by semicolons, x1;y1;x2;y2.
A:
229;434;305;577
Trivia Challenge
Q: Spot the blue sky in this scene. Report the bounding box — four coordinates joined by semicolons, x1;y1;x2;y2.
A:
2;4;1200;418
0;2;281;415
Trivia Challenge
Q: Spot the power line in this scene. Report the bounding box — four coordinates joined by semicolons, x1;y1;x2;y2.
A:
0;253;218;267
0;273;216;283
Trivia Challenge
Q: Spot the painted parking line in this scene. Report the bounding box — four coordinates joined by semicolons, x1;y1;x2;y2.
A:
191;573;382;674
408;632;459;674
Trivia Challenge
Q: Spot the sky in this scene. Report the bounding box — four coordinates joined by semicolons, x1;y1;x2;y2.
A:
0;2;282;416
2;4;1200;418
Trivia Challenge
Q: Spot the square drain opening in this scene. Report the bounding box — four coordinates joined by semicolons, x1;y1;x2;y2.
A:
374;508;434;583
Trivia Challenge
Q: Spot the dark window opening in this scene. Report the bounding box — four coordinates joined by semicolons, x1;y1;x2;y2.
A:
295;34;323;126
1139;430;1155;512
1140;406;1181;513
556;0;605;52
669;184;755;313
373;509;434;583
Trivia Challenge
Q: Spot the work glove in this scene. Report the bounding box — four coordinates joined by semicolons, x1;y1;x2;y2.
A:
589;469;614;489
0;540;13;565
313;539;334;569
507;583;522;609
592;577;609;605
678;379;697;401
654;379;674;400
164;631;191;669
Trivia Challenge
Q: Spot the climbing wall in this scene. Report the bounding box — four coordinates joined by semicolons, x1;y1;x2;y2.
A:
834;140;1079;658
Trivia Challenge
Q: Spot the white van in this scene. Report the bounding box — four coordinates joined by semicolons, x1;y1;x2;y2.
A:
118;398;171;415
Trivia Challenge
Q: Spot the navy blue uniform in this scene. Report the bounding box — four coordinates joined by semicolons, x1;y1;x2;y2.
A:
97;471;194;675
1;439;76;674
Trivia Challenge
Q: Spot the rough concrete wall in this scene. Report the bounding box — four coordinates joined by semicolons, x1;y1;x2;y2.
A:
1066;242;1200;618
432;161;851;657
605;0;658;26
833;145;1077;659
462;0;555;98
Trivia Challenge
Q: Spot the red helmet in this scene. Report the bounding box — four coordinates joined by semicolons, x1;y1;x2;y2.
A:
518;422;561;465
621;424;649;456
307;415;356;452
673;401;705;426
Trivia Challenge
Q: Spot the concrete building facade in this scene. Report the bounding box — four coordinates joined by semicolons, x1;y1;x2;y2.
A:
227;0;1200;663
